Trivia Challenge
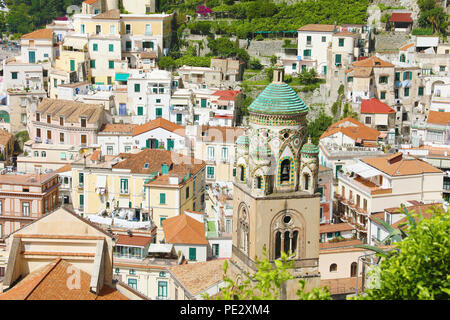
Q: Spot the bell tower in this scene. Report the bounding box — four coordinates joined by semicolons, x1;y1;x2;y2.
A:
230;67;321;299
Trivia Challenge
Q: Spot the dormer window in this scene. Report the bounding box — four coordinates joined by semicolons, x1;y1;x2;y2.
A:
47;114;51;123
81;118;86;128
60;117;64;126
36;113;40;122
144;163;149;169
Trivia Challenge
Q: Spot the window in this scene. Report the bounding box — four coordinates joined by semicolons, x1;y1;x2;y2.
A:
108;44;114;53
47;114;51;124
159;271;166;277
41;151;47;157
380;91;386;100
125;24;131;34
280;159;290;183
128;278;137;290
95;25;101;34
321;36;326;42
60;152;66;160
126;41;132;51
124;146;131;153
36;113;40;122
145;24;151;35
440;65;445;72
404;87;409;97
129;269;136;275
79;173;84;186
186;187;189;199
400;54;405;62
351;262;357;277
207;146;215;161
160;216;166;226
107;146;113;155
156;99;161;103
347;76;353;82
93;43;98;51
81;135;87;145
155;108;162;118
403;71;412;80
59;132;64;143
201;99;207;108
176;113;182;124
158;281;168;299
81;24;85;34
137;106;144;116
23;202;30;216
303;49;311;57
109;60;114;69
379;76;388;84
212;244;219;257
306;36;311;45
90;60;96;69
221;147;229;162
330;263;337;272
70;59;75;72
160;193;166;204
110;25;116;35
207;166;215;179
134;84;140;92
338;38;344;47
395;72;400;81
115;268;120;274
120;179;129;194
81;118;86;128
418;86;424;96
188;247;197;260
365;116;371;124
11;72;18;80
335;54;341;65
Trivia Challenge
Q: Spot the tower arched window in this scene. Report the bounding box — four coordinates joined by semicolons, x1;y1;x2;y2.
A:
330;263;337;272
238;205;249;255
239;165;245;182
303;173;310;190
351;262;357;277
280;159;290;184
273;212;301;259
256;176;262;189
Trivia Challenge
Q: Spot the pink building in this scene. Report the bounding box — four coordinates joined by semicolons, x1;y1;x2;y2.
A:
0;172;60;241
30;98;106;147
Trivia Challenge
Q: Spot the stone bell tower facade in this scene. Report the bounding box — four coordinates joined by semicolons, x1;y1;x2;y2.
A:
230;65;321;299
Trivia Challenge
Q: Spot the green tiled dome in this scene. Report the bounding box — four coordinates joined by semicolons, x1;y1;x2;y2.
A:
301;141;319;154
249;83;308;115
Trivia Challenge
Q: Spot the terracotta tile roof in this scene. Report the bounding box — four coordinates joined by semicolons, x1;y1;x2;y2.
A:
168;259;227;296
0;129;13;146
22;29;53;40
384;202;443;215
320;117;381;141
361;153;443;176
83;0;99;4
345;67;373;77
0;258;129;300
321;277;362;295
368;212;385;222
91;149;101;161
0;172;57;186
93;9;121;20
352;56;394;68
132;118;185;137
389;12;413;23
116;234;153;247
399;43;414;51
162;214;208;245
198;126;246;144
361;98;395;114
212;90;241;101
392;204;442;229
100;123;138;134
319;239;363;250
113;149;205;182
334;31;358;37
426;110;450;126
298;24;336;32
320;223;355;233
37;98;104;124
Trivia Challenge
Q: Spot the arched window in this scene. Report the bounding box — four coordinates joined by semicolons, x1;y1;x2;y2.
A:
351;262;357;277
239;165;245;182
304;173;310;190
273;213;301;259
330;263;337;272
238;205;249;255
256;176;262;189
280;159;290;183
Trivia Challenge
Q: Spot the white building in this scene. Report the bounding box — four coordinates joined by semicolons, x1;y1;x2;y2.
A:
97;123;139;155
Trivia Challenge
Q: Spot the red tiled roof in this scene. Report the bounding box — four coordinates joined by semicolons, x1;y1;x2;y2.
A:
352;56;394;68
399;43;414;51
132;118;185;137
427;110;450;126
116;234;153;247
100;123;138;134
320;223;355;233
361;98;395;114
212;90;241;101
162;214;208;245
298;24;336;32
320;117;381;141
83;0;99;4
0;258;129;300
22;29;53;40
389;13;413;23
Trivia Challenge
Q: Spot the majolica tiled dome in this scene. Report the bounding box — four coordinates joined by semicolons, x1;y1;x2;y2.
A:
301;138;320;154
248;83;308;115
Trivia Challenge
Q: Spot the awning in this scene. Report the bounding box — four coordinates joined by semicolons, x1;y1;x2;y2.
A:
62;36;88;50
346;162;380;178
96;175;106;188
149;243;174;254
115;73;129;82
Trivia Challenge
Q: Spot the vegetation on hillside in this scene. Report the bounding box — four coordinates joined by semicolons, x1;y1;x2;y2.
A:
417;0;448;35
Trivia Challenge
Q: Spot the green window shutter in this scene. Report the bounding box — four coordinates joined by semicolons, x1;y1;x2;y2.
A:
109;60;114;69
79;194;84;206
135;83;140;92
70;60;75;72
109;44;114;52
79;173;84;184
154;139;159;149
145;139;150;148
90;60;95;68
395;72;400;81
409;71;413;80
233;168;236;177
126;41;131;49
339;38;344;47
160;193;166;204
137;106;143;116
403;71;407;80
189;248;196;260
404;87;409;97
380;91;386;99
418;87;424;96
167;139;174;151
335;54;341;64
93;43;98;51
156;108;162;118
12;72;18;79
201;99;207;108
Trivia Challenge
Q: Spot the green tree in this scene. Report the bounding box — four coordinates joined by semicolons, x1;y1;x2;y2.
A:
354;205;450;300
206;247;331;300
157;56;177;70
248;57;263;70
306;109;333;145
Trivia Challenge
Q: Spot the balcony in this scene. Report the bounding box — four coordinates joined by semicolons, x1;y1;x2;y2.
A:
338;172;392;196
